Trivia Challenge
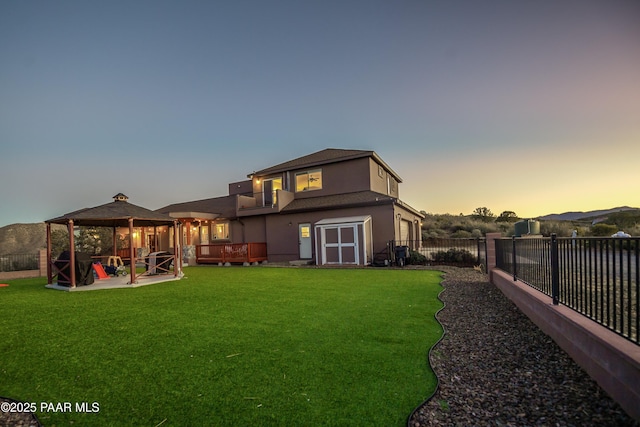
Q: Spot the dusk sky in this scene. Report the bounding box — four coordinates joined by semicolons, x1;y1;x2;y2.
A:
1;0;638;227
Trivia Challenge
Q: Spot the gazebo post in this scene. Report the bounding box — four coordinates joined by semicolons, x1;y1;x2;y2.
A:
112;227;118;257
129;218;135;285
46;222;52;285
68;219;76;288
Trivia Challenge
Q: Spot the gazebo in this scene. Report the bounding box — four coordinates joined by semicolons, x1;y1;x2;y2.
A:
45;193;180;288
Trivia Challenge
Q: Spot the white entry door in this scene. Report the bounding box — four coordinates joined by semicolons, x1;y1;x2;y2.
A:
299;223;312;259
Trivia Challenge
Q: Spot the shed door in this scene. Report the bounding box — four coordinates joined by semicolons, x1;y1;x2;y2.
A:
322;225;358;265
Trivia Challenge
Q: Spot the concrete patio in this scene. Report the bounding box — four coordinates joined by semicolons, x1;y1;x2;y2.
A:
45;271;183;291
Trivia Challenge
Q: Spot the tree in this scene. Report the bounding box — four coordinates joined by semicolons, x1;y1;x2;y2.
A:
496;211;519;222
472;207;495;222
76;227;114;255
50;228;70;257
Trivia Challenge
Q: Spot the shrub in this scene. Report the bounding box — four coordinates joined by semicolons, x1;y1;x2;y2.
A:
471;229;483;238
539;221;575;237
451;229;472;238
408;249;427;265
591;223;618;237
432;248;476;264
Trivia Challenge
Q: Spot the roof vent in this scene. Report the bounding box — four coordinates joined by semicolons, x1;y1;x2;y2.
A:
113;193;129;202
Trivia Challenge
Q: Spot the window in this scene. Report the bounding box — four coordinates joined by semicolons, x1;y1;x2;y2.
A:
387;176;397;195
212;222;229;240
263;177;282;206
295;169;322;192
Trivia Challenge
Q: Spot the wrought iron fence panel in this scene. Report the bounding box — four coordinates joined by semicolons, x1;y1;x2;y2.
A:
0;253;39;272
497;236;639;345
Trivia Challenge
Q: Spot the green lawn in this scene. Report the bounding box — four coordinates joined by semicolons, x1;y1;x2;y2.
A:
1;267;443;426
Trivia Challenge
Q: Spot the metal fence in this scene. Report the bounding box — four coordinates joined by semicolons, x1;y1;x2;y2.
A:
496;235;639;344
390;238;486;268
0;253;40;272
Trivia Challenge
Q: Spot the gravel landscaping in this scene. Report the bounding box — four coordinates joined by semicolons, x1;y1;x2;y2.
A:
409;266;638;427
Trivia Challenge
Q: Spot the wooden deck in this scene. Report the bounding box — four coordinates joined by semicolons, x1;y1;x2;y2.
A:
196;243;267;264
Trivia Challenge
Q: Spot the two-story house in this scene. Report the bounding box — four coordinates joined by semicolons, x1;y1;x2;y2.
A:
157;148;423;265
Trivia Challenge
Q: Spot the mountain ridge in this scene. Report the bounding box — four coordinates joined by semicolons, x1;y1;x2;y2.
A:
0;223;48;256
537;206;638;221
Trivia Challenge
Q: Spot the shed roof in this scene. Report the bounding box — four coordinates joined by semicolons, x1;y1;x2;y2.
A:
315;215;372;225
46;194;175;227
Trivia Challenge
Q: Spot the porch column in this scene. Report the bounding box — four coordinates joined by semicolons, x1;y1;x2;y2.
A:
68;219;76;288
129;218;135;285
173;221;180;278
185;220;192;245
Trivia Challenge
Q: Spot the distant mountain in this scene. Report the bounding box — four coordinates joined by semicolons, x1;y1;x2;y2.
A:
537;206;638;221
0;223;48;255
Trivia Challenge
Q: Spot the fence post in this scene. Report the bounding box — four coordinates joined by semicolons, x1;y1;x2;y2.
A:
551;233;560;305
512;236;517;281
38;249;47;277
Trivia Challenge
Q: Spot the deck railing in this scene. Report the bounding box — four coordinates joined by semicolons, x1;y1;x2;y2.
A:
496;235;639;344
196;243;267;264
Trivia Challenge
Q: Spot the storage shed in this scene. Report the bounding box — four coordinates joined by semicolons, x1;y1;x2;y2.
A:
314;215;372;265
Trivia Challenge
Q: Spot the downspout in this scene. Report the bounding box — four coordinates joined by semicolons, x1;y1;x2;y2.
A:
236;218;245;243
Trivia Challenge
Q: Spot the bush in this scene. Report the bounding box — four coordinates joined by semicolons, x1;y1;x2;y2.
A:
432;248;476;265
408;250;427;265
539;221;575;237
451;229;472;238
591;223;618;237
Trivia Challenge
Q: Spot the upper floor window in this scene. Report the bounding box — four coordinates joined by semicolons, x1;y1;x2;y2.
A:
262;177;282;206
295;169;322;192
387;176;397;195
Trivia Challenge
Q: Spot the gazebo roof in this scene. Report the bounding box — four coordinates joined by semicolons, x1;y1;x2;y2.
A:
45;193;176;227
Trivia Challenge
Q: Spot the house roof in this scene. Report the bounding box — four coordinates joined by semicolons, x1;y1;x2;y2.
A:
280;190;423;217
46;194;176;227
251;148;403;182
156;195;237;220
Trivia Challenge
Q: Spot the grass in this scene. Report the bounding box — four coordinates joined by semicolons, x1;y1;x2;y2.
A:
1;267;443;426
